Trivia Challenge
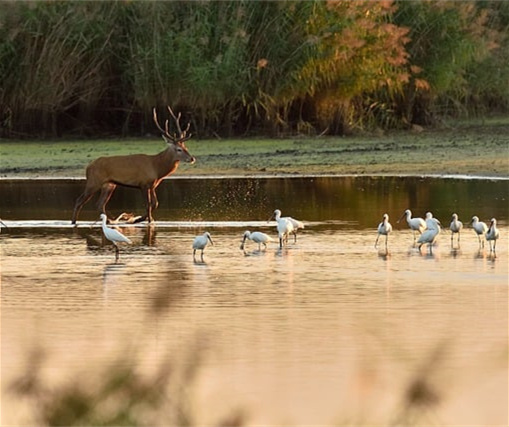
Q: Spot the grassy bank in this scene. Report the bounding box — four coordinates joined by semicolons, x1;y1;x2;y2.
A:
1;121;508;178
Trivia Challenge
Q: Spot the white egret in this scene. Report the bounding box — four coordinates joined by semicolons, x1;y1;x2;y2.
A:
99;213;132;262
284;214;305;243
240;230;274;251
471;216;488;248
269;209;294;249
397;209;425;243
193;232;214;260
449;213;463;246
375;213;392;249
486;218;500;253
417;212;441;253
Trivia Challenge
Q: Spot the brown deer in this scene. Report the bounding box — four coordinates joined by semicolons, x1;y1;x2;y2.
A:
71;106;195;224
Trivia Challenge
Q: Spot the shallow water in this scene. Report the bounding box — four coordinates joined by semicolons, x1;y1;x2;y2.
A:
1;176;508;426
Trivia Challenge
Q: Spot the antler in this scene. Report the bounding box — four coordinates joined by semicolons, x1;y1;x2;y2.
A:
153;106;192;143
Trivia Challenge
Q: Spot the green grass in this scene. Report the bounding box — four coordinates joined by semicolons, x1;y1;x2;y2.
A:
1;123;508;178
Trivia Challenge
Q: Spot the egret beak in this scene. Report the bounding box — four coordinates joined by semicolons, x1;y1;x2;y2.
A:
240;236;247;250
208;236;214;246
396;212;406;223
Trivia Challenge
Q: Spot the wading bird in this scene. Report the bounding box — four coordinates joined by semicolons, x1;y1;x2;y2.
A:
269;209;294;249
471;216;488;248
240;230;274;251
72;106;195;225
193;232;214;261
99;213;132;262
375;213;392;249
110;212;144;224
417;212;441;254
280;211;305;243
449;213;463;247
486;218;500;253
397;209;426;243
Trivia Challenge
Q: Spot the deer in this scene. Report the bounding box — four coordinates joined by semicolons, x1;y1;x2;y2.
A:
71;106;195;225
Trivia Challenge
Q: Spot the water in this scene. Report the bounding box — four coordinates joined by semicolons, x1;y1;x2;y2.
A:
1;176;508;426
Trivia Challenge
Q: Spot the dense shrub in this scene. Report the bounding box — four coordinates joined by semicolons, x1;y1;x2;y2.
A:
0;0;506;138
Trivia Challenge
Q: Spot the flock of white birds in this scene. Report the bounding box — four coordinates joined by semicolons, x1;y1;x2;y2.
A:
93;207;501;262
375;209;500;254
0;207;501;262
192;209;305;261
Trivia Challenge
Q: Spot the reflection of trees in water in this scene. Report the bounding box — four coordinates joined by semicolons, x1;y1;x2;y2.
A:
1;177;506;231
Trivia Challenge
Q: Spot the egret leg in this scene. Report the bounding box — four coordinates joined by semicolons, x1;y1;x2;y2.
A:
385;234;388;249
114;243;120;262
374;234;380;248
279;237;283;249
193;249;196;260
293;232;297;244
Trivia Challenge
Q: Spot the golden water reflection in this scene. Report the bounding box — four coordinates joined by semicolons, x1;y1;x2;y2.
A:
1;222;507;426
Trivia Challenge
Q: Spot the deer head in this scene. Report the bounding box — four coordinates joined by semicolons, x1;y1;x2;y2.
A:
153;106;195;164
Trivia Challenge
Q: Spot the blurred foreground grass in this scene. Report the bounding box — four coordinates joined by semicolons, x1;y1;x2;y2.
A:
1;120;508;178
9;280;507;426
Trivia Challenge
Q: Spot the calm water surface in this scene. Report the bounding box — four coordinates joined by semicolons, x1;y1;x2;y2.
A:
1;176;508;426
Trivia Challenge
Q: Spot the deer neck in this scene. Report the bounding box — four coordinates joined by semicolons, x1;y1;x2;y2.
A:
154;147;180;178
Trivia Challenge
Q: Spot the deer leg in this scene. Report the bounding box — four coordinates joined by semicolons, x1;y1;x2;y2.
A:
149;188;159;222
97;183;117;220
141;187;155;223
150;188;159;210
71;191;95;225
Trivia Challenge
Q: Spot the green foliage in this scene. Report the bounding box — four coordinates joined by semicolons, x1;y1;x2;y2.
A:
0;0;507;137
393;0;503;123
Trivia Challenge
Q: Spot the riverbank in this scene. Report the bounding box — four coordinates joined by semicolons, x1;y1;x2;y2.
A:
1;120;508;179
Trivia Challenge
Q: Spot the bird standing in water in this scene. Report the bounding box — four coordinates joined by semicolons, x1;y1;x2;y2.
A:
486;218;500;253
99;213;132;262
471;216;488;248
417;212;441;254
375;213;392;249
449;213;463;247
240;230;274;251
193;232;214;261
276;210;305;243
269;209;294;249
397;209;426;244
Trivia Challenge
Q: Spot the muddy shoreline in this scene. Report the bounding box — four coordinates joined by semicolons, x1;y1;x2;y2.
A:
1;123;508;179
